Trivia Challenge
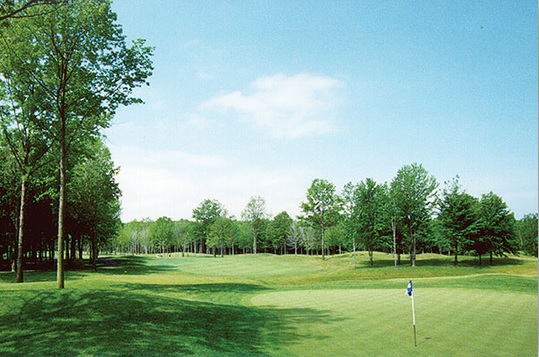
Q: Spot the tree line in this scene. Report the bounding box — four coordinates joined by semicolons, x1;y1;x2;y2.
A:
0;0;153;285
115;163;538;266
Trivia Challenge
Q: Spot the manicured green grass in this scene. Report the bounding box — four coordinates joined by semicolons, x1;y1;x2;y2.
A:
0;253;536;356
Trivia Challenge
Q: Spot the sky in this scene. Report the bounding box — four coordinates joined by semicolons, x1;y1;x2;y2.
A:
104;0;538;222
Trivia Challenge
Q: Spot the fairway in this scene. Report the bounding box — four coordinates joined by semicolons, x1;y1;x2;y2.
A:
0;253;537;356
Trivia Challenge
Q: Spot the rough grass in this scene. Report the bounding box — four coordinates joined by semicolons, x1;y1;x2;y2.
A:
0;252;536;356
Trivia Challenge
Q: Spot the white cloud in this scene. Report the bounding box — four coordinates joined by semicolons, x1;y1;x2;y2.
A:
201;73;344;139
108;145;311;221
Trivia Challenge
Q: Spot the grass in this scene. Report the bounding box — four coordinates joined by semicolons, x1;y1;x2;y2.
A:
0;252;536;356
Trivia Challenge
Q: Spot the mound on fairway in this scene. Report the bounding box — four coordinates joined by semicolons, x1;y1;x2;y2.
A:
0;253;536;356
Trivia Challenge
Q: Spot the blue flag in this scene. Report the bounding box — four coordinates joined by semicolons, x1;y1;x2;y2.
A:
406;280;413;297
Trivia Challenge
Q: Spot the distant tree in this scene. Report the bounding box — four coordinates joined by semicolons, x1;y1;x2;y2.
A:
517;213;538;256
150;217;175;255
437;178;479;266
208;216;234;257
192;199;226;253
287;221;302;255
356;178;387;266
175;219;194;257
325;219;346;255
476;192;517;264
241;196;269;254
391;163;438;266
268;211;293;254
300;179;341;260
342;182;360;267
233;220;252;254
299;225;317;255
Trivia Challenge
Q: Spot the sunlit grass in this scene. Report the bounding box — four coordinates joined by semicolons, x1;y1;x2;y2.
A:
0;253;536;356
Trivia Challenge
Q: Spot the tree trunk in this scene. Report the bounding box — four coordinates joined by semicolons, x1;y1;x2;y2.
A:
353;237;357;269
57;120;66;289
16;175;27;283
321;226;325;261
392;220;397;268
368;249;373;267
410;228;416;267
253;232;257;254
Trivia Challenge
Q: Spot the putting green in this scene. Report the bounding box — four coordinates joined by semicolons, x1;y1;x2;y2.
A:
251;287;538;356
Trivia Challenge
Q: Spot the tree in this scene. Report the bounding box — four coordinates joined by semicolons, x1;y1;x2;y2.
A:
355;178;387;266
241;196;268;254
476;192;517;264
208;216;234;257
0;73;52;282
300;178;341;260
517;213;538;256
267;211;292;254
68;139;121;270
0;0;153;288
192;198;226;253
0;0;65;22
175;219;194;257
150;217;175;255
437;178;479;266
287;221;302;255
391;163;438;266
342;182;359;267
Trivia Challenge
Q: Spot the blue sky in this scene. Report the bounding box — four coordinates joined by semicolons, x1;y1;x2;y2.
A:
105;0;538;221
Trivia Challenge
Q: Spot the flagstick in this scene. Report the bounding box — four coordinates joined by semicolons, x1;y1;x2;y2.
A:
411;291;417;347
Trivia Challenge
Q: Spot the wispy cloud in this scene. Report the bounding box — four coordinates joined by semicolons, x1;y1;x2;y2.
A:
109;145;311;221
201;73;344;139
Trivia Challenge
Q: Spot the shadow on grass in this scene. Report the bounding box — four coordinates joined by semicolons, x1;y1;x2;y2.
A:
93;255;179;275
0;256;178;284
0;283;345;356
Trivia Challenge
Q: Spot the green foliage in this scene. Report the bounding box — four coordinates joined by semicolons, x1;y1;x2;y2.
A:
300;178;342;259
476;192;518;264
208;216;234;256
438;178;480;265
68;139;121;265
390;163;438;266
150;217;175;254
241;195;268;254
267;211;293;253
518;213;538;256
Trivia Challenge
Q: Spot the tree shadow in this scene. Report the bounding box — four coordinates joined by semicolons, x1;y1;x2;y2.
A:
0;284;346;356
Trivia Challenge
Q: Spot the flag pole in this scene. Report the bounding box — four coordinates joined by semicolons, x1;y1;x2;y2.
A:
411;291;417;347
407;279;417;347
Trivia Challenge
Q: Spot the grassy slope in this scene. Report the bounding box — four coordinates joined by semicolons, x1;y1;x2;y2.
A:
0;253;536;356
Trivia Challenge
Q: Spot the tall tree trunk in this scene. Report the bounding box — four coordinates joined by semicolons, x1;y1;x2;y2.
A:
410;227;416;267
353;237;357;269
392;219;397;268
57;121;66;289
16;175;27;283
253;232;257;254
321;225;325;261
